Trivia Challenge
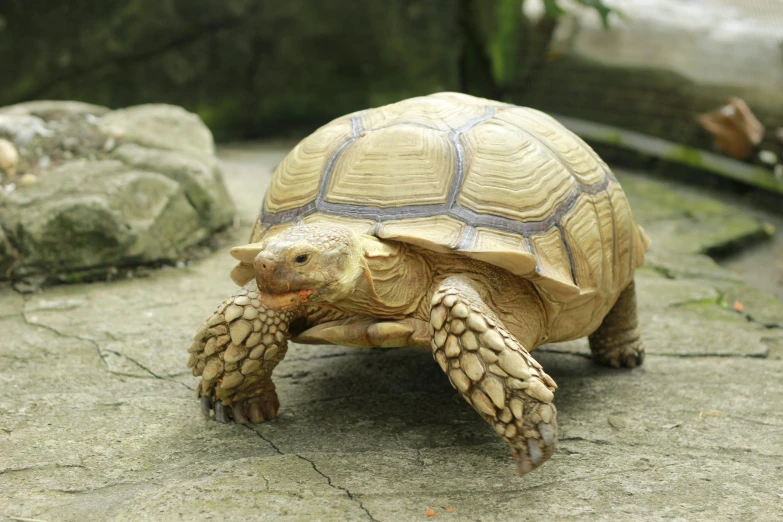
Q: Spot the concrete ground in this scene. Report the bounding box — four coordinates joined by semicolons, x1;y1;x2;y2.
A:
1;142;782;521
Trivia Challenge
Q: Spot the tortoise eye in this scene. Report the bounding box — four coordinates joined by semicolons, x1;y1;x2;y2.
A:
294;254;309;264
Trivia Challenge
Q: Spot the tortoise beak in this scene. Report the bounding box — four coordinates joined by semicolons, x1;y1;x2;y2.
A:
258;289;315;310
253;251;295;294
253;251;317;310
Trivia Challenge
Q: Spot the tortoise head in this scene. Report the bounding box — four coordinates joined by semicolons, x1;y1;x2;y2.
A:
232;224;366;310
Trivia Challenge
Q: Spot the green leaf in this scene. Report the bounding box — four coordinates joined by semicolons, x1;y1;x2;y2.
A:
488;0;525;86
574;0;621;29
542;0;566;19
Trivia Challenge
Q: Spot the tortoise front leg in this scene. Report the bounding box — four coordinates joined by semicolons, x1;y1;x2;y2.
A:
187;281;303;424
430;276;558;476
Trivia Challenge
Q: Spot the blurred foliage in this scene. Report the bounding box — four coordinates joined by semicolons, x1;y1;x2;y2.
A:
460;0;621;102
12;0;760;152
0;1;462;140
542;0;621;29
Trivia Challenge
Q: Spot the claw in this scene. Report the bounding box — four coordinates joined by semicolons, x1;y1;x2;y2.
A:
214;402;230;423
261;397;279;420
248;402;265;423
200;395;213;420
232;403;249;424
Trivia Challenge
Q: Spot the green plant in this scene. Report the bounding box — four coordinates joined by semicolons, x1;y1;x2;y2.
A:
541;0;622;29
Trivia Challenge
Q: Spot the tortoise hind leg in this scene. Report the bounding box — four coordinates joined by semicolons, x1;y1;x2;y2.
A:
588;280;645;368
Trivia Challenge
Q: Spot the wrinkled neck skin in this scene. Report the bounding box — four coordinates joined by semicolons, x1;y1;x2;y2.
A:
327;236;433;320
306;236;547;349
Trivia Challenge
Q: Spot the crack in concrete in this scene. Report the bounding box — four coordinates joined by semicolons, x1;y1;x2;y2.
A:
245;426;378;521
245;426;283;456
20;307;193;390
296;454;379;522
536;346;769;360
0;463;86;476
654;351;769;359
559;436;612;446
21;309;109;370
103;349;165;380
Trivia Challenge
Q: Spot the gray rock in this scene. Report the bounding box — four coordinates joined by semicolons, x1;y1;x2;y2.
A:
0;225;13;276
98;104;215;158
0;113;55;145
0;102;235;285
1;161;204;275
112;143;234;230
0;100;111;118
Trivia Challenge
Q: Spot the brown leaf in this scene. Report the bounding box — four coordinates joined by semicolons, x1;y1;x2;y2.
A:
698;97;765;160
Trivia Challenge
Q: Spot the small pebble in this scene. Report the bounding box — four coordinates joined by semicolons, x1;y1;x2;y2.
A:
758;150;777;165
0;138;19;175
19;173;38;186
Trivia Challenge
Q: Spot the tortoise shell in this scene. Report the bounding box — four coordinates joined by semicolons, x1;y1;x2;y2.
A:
241;92;649;304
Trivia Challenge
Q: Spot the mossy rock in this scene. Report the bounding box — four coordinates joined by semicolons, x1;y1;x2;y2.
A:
0;102;235;285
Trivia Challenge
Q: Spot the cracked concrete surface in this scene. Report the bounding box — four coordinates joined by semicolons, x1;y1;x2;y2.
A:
1;142;782;521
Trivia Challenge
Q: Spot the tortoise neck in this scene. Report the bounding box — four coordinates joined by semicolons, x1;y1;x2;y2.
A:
332;238;432;319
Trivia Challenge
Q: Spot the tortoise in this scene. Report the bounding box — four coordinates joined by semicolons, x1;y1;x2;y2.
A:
187;92;650;475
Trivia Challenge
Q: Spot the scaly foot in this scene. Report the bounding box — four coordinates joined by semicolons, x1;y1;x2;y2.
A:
200;378;280;424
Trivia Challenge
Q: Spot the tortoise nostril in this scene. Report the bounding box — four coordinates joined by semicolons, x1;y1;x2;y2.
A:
254;252;277;273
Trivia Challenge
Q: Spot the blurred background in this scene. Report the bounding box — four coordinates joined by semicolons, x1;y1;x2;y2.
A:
0;0;780;145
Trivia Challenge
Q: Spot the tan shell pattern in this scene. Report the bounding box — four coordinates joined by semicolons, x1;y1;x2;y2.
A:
250;92;649;303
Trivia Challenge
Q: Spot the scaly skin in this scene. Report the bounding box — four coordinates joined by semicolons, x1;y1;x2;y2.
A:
430;276;558;475
187;281;302;423
588;281;645;368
